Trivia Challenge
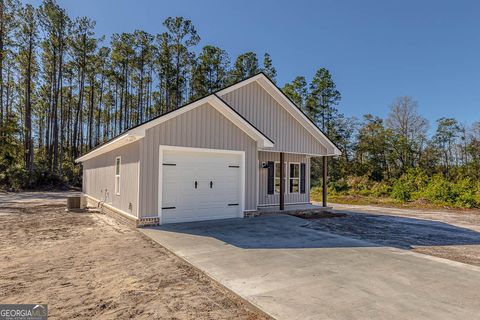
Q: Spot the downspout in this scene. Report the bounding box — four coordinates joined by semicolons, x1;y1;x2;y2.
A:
322;156;327;207
280;152;285;210
97;189;109;214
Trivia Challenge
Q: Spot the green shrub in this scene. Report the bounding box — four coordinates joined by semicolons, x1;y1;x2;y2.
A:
313;169;479;209
327;179;349;195
346;175;371;195
2;164;29;191
370;181;392;197
61;161;82;187
451;179;478;208
391;178;413;201
391;169;428;201
421;174;454;204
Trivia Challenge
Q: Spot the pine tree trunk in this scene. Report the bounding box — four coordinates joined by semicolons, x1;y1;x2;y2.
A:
119;64;125;133
124;61;129;129
5;67;10;118
46;48;57;168
53;41;64;174
96;74;105;145
24;33;34;181
73;35;86;159
0;1;4;128
114;81;118;136
73;69;84;158
88;75;94;150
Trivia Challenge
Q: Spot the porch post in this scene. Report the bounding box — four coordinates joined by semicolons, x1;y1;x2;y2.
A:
280;152;285;210
322;156;327;207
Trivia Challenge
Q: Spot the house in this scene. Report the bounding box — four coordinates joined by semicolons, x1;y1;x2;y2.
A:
75;73;341;226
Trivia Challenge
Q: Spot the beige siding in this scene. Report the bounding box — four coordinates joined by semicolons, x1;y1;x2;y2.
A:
221;82;328;155
82;141;140;217
258;151;310;206
138;103;258;217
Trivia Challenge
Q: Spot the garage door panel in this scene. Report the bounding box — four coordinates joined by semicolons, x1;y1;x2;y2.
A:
164;207;239;223
161;149;242;224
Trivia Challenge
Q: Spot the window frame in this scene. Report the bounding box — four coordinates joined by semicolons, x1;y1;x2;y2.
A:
289;162;301;194
115;156;121;195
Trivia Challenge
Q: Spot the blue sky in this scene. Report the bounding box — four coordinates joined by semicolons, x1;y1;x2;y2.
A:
27;0;480;127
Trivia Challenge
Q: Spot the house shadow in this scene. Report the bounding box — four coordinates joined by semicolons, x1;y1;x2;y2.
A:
146;212;480;250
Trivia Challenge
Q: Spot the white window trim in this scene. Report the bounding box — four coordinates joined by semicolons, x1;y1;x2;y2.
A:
288;162;301;194
115;156;121;196
273;161;287;194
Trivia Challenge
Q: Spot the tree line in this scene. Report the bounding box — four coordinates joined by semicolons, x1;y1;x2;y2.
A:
0;0;279;188
300;89;480;207
1;0;479;209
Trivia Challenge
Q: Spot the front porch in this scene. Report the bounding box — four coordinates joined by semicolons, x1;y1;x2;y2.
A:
257;151;329;211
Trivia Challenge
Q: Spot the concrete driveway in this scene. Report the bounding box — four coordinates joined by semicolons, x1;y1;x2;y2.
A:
141;215;480;320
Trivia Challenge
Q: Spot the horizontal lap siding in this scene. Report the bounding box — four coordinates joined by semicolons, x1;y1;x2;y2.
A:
220;82;327;155
82;142;139;217
139;103;258;217
258;151;310;206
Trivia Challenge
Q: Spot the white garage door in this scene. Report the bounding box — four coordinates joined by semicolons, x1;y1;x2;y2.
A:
160;149;243;224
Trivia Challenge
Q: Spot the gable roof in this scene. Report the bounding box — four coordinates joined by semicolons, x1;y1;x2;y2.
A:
218;73;342;156
75;72;341;163
75;94;274;163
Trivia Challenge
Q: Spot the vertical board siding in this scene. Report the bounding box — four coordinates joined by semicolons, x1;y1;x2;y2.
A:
139;103;258;217
258;151;310;206
82;141;140;217
221;82;328;155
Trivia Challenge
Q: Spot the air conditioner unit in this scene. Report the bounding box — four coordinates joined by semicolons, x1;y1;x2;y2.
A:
67;196;86;211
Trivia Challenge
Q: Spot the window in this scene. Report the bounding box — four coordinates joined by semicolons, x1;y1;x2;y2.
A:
115;157;121;195
289;163;300;193
273;162;288;194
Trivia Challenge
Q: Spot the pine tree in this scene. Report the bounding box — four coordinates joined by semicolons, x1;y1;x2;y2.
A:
0;0;20;128
262;53;276;82
16;3;37;179
191;45;229;99
308;68;341;132
231;52;259;82
163;17;199;108
282;76;308;110
154;32;174;113
38;0;71;172
70;16;96;158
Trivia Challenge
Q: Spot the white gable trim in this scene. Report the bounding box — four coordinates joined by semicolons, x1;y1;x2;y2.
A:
127;95;273;148
217;74;264;96
75;95;273;163
75;133;141;163
218;73;342;156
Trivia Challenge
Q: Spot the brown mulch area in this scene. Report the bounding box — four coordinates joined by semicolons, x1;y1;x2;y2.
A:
288;210;347;220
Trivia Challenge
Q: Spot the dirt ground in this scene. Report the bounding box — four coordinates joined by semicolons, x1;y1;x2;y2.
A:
308;203;480;267
0;193;269;320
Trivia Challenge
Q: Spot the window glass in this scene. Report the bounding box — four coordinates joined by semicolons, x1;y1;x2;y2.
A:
275;162;281;178
115;157;121;195
289;163;300;193
290;163;299;178
115;158;121;175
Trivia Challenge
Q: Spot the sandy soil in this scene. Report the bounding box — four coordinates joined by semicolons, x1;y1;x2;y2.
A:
0;194;269;320
308;202;480;267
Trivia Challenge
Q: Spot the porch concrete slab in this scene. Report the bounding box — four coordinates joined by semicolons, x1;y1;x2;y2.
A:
140;215;480;320
258;203;328;212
